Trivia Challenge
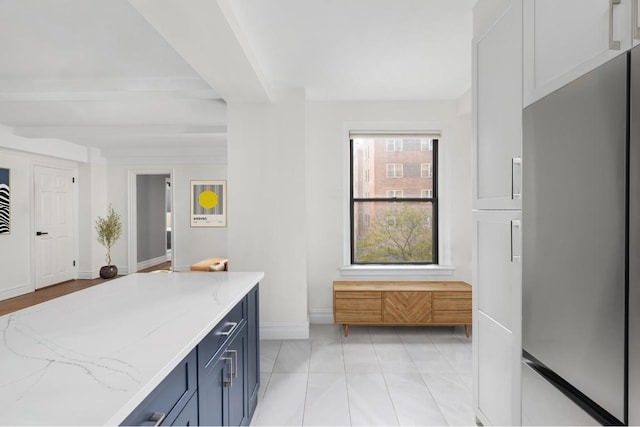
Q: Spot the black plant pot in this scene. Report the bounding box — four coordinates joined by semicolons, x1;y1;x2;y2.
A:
100;265;118;279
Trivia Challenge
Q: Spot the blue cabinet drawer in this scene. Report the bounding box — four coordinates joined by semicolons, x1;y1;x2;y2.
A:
121;349;197;426
198;298;246;371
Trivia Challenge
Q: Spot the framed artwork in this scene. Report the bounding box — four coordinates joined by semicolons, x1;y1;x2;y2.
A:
190;180;227;227
0;168;9;235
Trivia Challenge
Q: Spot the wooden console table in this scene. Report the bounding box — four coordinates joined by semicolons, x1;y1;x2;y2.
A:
333;281;472;337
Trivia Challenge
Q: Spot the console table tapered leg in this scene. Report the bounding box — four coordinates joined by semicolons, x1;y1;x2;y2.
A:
465;324;470;337
344;324;349;337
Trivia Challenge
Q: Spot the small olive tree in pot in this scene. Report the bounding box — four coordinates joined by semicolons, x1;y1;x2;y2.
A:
96;204;122;279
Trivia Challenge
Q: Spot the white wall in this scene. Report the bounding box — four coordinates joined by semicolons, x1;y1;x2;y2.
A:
306;97;473;319
0;145;80;299
107;163;229;273
227;88;309;339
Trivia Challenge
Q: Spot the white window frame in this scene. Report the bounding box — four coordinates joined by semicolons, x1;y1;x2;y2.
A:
341;125;454;276
386;138;403;152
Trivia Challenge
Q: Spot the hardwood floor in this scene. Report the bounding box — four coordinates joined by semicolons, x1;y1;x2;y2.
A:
0;262;172;317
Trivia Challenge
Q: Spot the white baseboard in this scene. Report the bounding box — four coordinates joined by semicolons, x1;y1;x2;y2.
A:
260;321;309;340
77;270;99;279
0;283;33;302
309;309;334;324
137;255;170;271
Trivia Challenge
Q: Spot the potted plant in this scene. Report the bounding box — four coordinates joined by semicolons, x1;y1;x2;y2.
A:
96;204;122;279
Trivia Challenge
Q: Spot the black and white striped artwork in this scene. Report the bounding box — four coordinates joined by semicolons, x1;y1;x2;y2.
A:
190;180;227;227
0;168;9;235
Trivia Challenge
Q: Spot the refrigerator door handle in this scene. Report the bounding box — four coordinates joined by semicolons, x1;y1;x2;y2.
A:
511;220;521;263
610;0;622;50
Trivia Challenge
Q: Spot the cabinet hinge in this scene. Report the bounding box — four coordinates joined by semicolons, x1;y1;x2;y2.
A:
73;260;76;267
72;177;75;183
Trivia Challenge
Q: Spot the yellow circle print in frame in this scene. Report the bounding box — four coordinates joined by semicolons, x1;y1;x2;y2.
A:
198;190;218;209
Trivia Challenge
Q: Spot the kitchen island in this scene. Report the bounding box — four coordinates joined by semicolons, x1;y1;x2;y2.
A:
0;271;263;426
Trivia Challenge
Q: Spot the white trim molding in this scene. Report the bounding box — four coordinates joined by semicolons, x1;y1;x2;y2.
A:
309;309;334;324
0;284;33;302
260;321;310;340
339;264;455;277
137;255;170;271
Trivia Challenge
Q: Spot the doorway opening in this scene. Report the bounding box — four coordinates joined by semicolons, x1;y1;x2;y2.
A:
127;170;174;273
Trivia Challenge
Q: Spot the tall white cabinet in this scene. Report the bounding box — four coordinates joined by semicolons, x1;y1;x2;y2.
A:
472;0;523;425
524;0;639;106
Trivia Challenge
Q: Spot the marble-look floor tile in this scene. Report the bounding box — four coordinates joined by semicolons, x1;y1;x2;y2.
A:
397;326;435;343
273;340;311;373
251;373;308;426
370;326;403;343
260;340;282;373
346;373;399;426
340;326;372;343
343;342;381;373
423;372;475;426
309;324;342;343
309;341;345;373
403;342;457;373
303;373;351;426
384;372;448;426
373;342;418;373
258;373;270;400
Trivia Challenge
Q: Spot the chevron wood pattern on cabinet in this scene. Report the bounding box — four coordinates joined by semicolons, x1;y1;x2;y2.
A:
383;291;431;323
333;281;471;337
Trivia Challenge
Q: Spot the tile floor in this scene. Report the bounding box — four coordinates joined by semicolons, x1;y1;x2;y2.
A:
251;324;474;426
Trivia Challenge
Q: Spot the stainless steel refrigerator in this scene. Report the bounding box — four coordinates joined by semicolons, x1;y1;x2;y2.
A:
522;45;640;425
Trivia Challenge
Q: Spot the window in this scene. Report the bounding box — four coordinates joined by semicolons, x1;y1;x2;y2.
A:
386;138;403;152
421;139;433;151
421;163;433;178
351;133;438;264
386;163;403;178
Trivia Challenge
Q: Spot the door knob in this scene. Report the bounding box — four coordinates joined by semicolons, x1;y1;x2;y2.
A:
36;231;48;236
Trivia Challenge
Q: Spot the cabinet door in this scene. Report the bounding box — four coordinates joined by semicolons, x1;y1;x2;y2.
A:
198;352;229;426
171;394;198;426
227;326;249;426
383;291;431;324
472;210;522;426
247;285;260;419
524;0;632;106
472;0;523;210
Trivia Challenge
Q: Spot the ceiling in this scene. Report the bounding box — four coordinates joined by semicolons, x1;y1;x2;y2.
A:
0;0;476;161
228;0;476;100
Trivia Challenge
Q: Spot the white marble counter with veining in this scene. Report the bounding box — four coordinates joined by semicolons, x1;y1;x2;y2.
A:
0;271;264;426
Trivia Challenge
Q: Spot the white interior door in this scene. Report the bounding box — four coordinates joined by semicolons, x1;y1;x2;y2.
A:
34;166;75;289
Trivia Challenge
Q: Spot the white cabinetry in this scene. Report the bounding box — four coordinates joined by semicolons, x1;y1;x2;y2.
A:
472;0;522;210
472;210;522;426
523;0;637;106
472;0;523;425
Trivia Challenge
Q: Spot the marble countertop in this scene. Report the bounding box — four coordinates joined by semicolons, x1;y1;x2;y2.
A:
0;271;264;426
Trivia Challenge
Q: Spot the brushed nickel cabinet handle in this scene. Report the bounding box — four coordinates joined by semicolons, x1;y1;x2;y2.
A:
228;349;238;379
149;412;166;427
610;0;622;50
511;220;521;263
222;356;233;387
220;322;238;336
634;0;640;40
512;157;522;200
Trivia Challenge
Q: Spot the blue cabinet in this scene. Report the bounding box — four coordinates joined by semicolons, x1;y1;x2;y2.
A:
121;349;198;426
122;284;260;426
247;286;259;417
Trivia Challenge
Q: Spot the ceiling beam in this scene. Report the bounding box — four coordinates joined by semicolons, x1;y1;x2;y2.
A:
127;0;272;103
12;124;226;138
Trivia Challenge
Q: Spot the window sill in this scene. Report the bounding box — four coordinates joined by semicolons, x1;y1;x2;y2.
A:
339;264;455;277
